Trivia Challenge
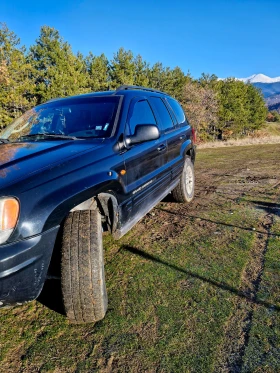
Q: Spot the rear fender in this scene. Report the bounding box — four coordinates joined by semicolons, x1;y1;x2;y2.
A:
181;140;196;163
181;139;192;157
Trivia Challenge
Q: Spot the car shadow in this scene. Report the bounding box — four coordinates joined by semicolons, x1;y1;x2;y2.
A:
161;193;177;203
37;225;66;315
122;244;280;312
37;278;65;316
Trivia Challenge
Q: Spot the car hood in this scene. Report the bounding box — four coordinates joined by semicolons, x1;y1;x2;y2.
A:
0;140;104;190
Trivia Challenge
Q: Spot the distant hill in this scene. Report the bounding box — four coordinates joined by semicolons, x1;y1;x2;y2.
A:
237;74;280;113
252;82;280;99
267;99;280;113
269;103;280;112
266;96;280;112
266;93;280;106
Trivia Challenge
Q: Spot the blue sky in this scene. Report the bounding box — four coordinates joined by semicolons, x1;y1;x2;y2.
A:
1;0;279;79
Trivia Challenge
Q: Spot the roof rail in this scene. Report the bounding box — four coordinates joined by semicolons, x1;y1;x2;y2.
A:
116;85;168;95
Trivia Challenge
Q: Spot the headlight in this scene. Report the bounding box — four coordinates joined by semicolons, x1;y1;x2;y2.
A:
0;197;20;244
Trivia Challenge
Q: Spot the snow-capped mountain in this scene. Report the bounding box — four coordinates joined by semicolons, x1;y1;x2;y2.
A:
237;74;280;84
234;74;280;112
219;73;280;112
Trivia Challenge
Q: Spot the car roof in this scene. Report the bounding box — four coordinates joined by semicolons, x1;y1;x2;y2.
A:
45;86;170;104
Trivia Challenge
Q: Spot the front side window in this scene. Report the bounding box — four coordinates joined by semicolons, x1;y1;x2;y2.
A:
149;97;174;132
127;99;156;135
0;96;121;141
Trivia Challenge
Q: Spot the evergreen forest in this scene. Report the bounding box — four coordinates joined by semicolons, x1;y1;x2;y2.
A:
0;24;268;141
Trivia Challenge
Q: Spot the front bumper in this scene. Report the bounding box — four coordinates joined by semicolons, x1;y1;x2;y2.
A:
0;227;59;307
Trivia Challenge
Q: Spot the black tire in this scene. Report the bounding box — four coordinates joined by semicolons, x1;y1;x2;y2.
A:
172;156;195;203
61;209;108;323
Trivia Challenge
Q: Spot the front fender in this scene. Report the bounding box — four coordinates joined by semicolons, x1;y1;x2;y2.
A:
45;178;124;232
8;168;126;243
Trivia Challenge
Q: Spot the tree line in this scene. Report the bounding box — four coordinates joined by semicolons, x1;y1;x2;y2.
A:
0;23;268;141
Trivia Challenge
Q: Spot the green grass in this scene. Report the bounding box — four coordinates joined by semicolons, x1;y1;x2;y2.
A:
242;218;280;373
0;143;280;372
263;122;280;136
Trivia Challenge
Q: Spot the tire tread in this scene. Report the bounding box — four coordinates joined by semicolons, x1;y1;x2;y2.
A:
61;210;107;323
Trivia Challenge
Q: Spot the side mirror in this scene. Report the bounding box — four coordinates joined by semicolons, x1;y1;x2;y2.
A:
126;124;160;146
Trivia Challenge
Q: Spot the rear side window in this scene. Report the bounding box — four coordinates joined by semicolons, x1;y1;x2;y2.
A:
128;99;156;135
167;98;186;125
149;97;174;132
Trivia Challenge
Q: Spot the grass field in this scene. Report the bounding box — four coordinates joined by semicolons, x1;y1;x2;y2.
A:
1;144;279;373
263;122;280;137
199;122;280;149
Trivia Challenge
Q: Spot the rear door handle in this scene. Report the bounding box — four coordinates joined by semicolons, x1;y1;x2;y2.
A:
157;144;166;152
180;134;186;140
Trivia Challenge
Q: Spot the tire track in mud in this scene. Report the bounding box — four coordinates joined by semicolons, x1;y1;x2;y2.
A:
214;213;274;373
194;160;278;372
163;165;276;372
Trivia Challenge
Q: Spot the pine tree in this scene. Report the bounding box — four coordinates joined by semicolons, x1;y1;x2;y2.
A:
86;52;109;91
28;26;89;104
245;84;267;133
148;63;187;99
165;66;187;100
198;73;218;88
109;47;136;88
0;23;35;128
216;79;249;138
213;79;267;139
148;62;166;90
134;54;149;87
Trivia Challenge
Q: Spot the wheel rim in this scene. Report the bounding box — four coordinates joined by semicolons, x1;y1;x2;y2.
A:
185;165;194;195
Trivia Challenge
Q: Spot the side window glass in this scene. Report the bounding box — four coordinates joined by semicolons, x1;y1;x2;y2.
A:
128;100;156;135
149;97;174;132
167;98;187;125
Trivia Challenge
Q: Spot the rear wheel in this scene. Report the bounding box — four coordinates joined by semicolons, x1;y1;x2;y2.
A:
172;156;195;203
61;209;107;323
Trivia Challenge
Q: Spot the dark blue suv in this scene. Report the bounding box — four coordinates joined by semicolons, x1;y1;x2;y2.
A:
0;85;196;323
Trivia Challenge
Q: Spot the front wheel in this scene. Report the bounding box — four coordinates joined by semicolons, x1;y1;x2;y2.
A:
172;156;195;203
61;209;108;323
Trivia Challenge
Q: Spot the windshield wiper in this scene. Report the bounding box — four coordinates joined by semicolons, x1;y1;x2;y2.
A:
18;133;78;141
0;138;10;144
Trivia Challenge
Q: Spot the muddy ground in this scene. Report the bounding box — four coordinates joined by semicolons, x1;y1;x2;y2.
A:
1;144;279;373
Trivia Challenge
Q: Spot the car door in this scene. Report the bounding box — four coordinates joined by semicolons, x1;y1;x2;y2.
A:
165;97;191;180
122;97;170;216
149;96;188;181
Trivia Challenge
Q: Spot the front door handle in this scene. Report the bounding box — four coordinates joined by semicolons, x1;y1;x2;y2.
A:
157;144;166;152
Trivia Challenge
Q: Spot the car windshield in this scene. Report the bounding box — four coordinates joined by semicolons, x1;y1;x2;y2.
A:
0;96;121;142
